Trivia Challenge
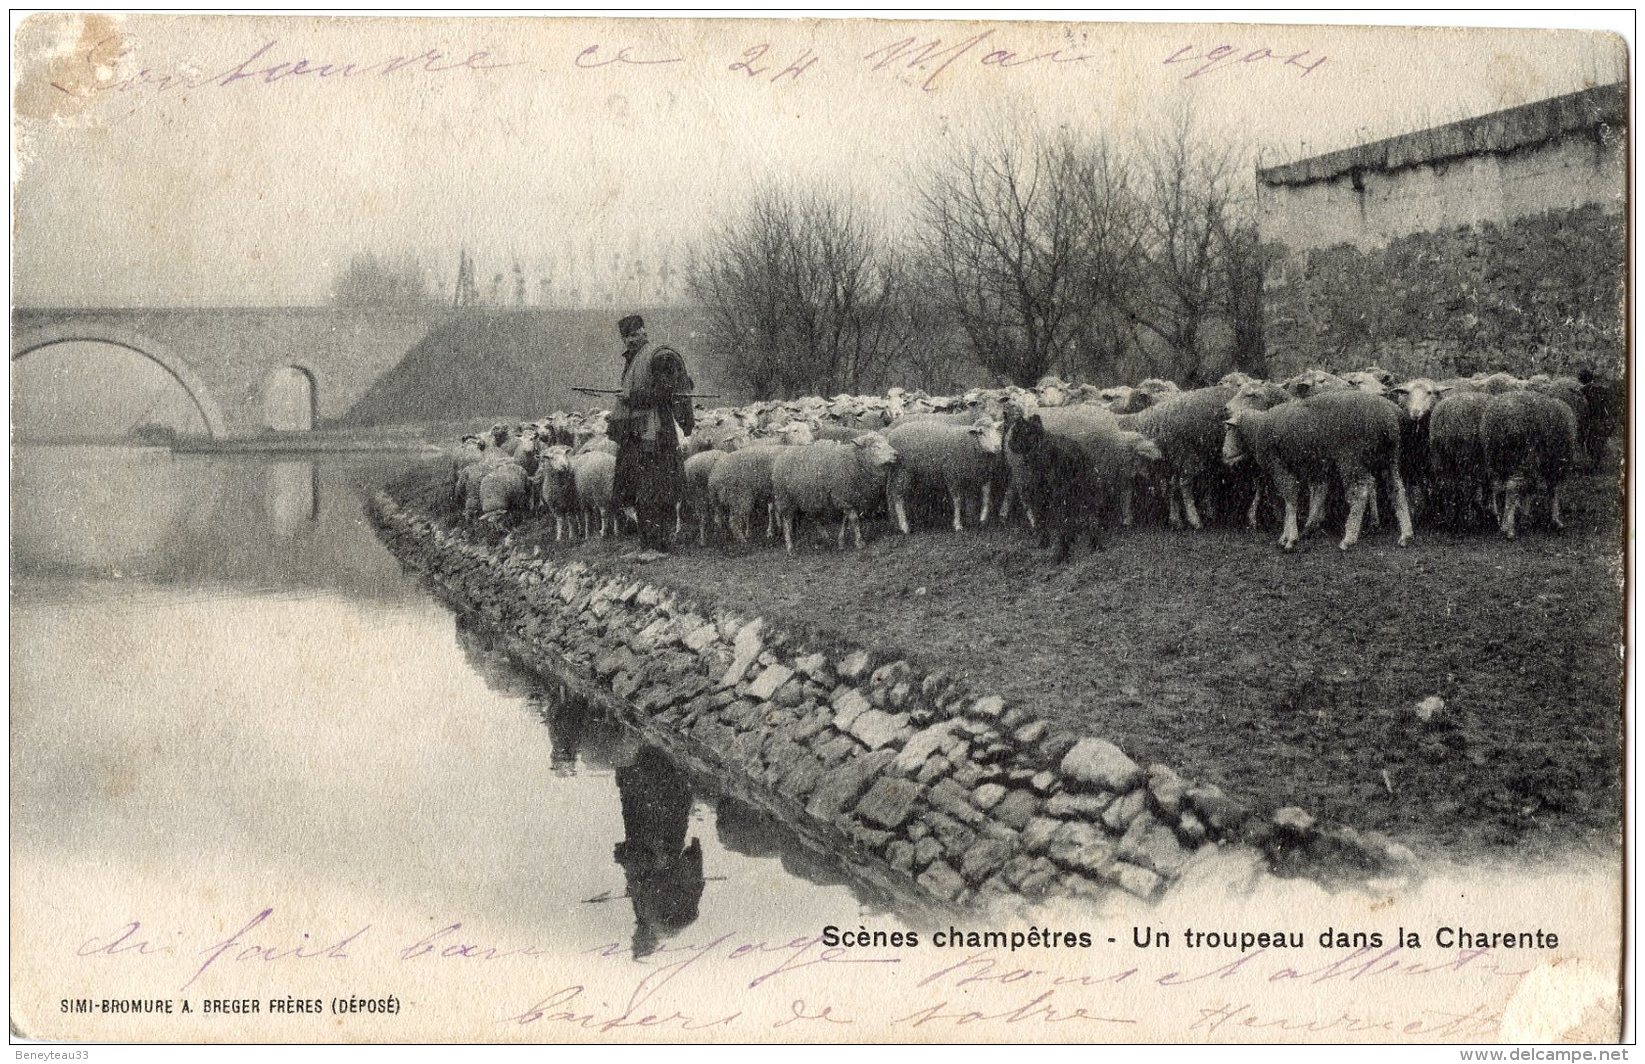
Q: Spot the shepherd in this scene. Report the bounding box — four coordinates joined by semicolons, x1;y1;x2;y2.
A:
608;313;695;551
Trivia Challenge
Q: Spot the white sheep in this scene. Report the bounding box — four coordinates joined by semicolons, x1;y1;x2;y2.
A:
885;418;1004;533
1480;390;1577;539
477;461;530;524
450;435;488;505
1221;389;1413;551
532;444;580;541
571;451;617;537
707;446;785;543
771;433;902;552
1124;386;1237;530
682;449;728;545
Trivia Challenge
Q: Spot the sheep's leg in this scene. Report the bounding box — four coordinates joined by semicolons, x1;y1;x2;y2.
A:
1303;481;1329;535
674;503;682;537
1177;478;1202;530
765;501;777;539
837;512;850;549
1274;469;1302;550
1367;487;1382;531
1247;485;1263;530
1339;472;1373;551
951;491;964;533
850;510;865;549
1387;470;1414;547
980;482;993;524
895;494;911;535
1549;483;1566;531
999;485;1015;521
1501;476;1524;540
781;509;795;554
1121;482;1134;528
1167;488;1184;529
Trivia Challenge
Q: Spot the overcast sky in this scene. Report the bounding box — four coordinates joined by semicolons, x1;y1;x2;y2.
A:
11;13;1628;307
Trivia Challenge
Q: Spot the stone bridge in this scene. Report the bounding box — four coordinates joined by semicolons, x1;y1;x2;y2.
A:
11;306;446;438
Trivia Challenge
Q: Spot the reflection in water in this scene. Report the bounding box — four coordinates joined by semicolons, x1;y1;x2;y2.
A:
714;797;784;859
454;618;546;702
12;447;892;970
719;798;851;890
447;595;877;938
265;460;320;539
10;446;420;599
545;690;588;777
614;744;706;959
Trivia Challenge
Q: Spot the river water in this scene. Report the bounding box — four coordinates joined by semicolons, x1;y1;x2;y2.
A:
11;446;891;1038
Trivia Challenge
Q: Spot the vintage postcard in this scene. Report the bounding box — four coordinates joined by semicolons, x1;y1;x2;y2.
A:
9;13;1630;1047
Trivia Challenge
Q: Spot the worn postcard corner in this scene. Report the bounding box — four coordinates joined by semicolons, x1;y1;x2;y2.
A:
8;12;1629;1048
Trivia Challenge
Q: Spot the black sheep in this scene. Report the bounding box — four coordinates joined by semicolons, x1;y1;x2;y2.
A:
1006;414;1105;562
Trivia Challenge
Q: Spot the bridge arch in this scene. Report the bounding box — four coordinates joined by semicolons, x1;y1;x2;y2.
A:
10;325;228;439
262;364;318;432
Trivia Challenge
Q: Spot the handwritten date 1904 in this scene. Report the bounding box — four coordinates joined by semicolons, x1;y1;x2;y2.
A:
1164;43;1328;80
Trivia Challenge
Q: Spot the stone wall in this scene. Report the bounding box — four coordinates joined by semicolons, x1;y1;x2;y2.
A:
370;487;1418;914
1259;83;1626;379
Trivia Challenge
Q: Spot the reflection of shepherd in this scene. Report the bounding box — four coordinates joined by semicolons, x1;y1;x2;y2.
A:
608;314;694;551
613;745;704;959
544;690;588;777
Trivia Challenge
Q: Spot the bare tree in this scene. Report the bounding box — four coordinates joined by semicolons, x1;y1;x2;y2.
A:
1062;138;1148;380
688;184;922;399
914;124;1102;386
1125;104;1256;384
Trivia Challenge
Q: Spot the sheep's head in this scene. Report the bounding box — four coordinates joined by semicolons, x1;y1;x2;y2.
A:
1228;381;1289;419
969;418;1004;455
1099;386;1141;413
1221;411;1250;465
853;432;899;468
777;421;815;445
1341;371;1389;396
1037;379;1069;407
1283;369;1348;398
1389;378;1448;421
540;444;574;473
489;423;509;446
1219;371;1257;388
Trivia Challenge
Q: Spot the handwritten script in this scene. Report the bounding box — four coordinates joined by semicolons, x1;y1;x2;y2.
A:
49;36;521;99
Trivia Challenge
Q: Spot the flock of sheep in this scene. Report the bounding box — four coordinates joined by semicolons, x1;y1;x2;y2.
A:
447;366;1612;559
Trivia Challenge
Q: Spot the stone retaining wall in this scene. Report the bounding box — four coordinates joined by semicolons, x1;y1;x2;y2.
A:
370;488;1417;916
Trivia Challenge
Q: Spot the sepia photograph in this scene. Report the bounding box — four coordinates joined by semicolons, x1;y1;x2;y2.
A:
8;11;1631;1047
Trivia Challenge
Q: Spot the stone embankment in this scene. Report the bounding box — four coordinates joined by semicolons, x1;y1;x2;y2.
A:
370;489;1417;917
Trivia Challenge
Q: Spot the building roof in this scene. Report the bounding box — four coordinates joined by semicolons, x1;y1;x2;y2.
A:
1258;81;1627;187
